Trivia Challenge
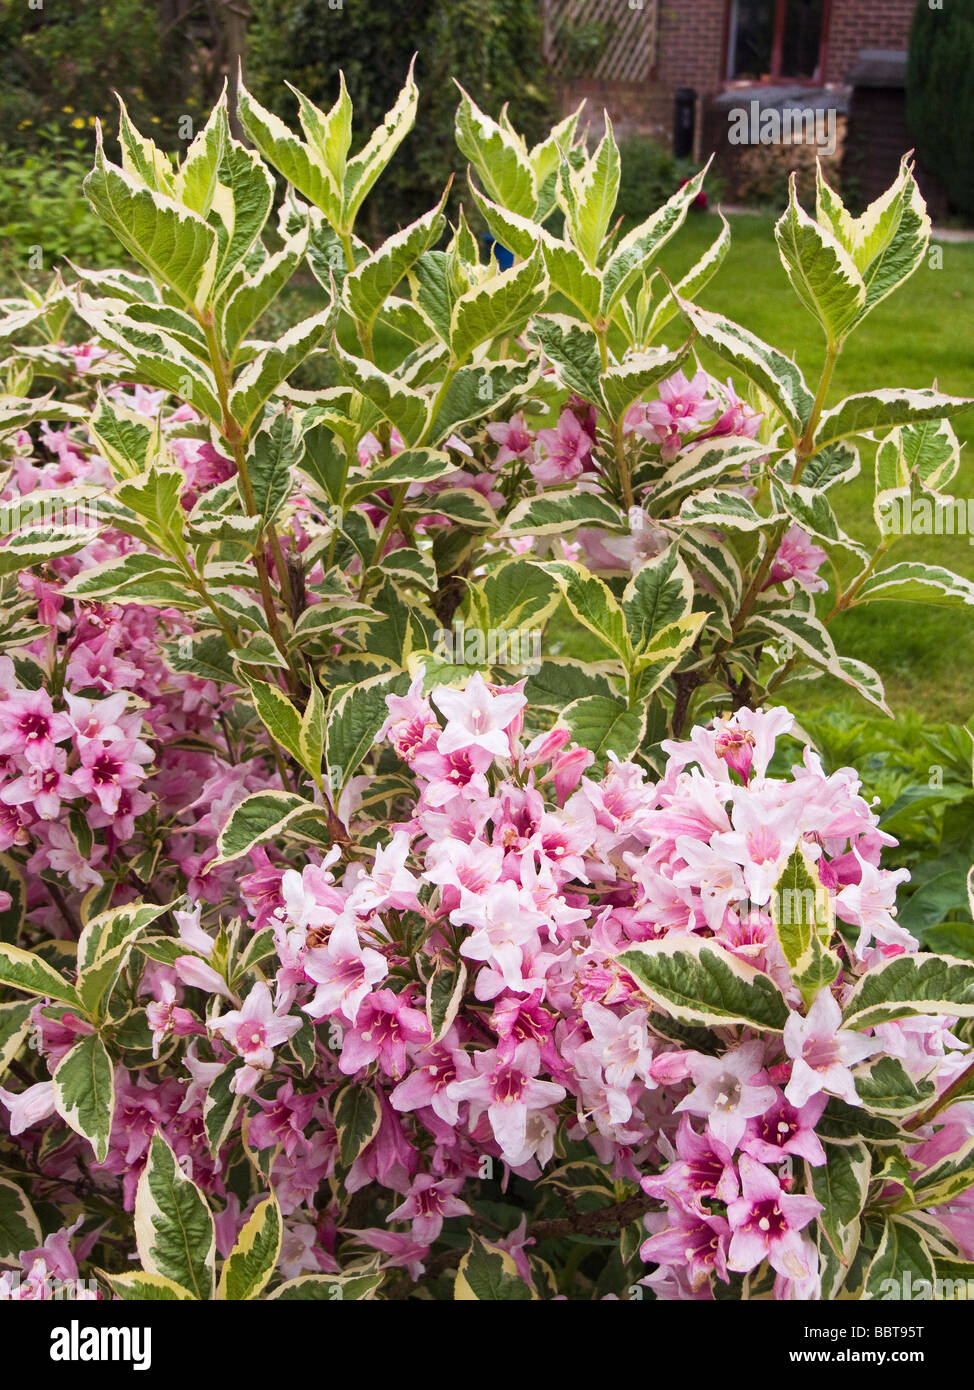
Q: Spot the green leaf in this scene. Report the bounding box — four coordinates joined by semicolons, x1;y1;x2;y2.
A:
455;86;536;218
84;127;217;311
864;1217;936;1300
269;1273;383;1300
843;155;931;326
103;1271;196;1300
0;1000;33;1080
675;488;769;532
0;941;81;1008
770;846;840;1006
601;167;709;314
248;412;300;528
811;1140;870;1265
617;935;789;1030
246;676;305;767
455;1234;536;1300
430;360;540;443
526;315;603;405
333;1083;381;1168
558;695;645;762
0;855;26;946
238;83;342;226
0;527;98;577
228;308;334;436
622;545;693;654
854;561;974;610
332;338;430;446
346;448;453;505
814;388;973;451
343;61;419;225
345;196;447;339
0;1177;42;1265
219;228;309;358
217;1195;282;1300
541;239;602;324
214;791;328;864
601;342;692;423
644;212;731;340
88;392;159;479
449;247;547;366
203;1059;245;1158
843;953;974;1030
134;1133;216;1300
52;1033;115;1163
426;957;467;1043
564;118;620;267
538;561;630;663
853;1057;936;1116
775;174;865;343
502;490;624;538
327;671;408;793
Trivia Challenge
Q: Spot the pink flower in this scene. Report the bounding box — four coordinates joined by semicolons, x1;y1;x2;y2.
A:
210;982;301;1086
741;1091;827;1167
377;674;440;761
765;525;828;594
675;1042;777;1151
387;1174;470;1243
0;690;71;768
726;1155;821;1278
72;736;153;815
0;1081;57;1134
531;409;592;486
303;917;388;1025
0;750;75;820
486;411;535;467
783;988;878;1108
145;979;203;1059
339;989;430;1079
447;1041;565;1165
451;880;548;992
641;1206;731;1290
433;671;526;762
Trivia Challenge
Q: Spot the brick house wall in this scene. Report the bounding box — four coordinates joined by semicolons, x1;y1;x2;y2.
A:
554;0;919;134
825;0;914;85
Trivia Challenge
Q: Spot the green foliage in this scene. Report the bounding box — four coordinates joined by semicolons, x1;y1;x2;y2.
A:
614;136;702;228
0;130;128;293
907;0;974;221
247;0;554;233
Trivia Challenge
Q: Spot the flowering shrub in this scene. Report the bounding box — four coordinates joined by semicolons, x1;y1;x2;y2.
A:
0;73;973;1301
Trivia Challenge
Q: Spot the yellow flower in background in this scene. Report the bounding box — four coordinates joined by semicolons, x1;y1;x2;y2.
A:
62;105;75;114
70;118;86;130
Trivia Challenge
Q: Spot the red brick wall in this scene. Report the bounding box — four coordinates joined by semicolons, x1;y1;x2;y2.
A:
825;0;914;84
650;0;917;92
656;0;728;96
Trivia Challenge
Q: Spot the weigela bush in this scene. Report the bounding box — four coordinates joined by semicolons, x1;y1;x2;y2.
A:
0;72;973;1302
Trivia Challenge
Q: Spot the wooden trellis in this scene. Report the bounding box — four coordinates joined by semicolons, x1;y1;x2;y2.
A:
541;0;659;81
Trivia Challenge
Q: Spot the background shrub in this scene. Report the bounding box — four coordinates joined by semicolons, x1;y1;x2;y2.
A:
907;0;974;220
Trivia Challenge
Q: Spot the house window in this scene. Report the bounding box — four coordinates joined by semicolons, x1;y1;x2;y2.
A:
726;0;827;82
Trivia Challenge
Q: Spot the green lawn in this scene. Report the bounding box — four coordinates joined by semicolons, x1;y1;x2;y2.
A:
654;213;974;725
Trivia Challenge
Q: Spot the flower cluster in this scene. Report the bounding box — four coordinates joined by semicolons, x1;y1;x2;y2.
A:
3;646;970;1299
